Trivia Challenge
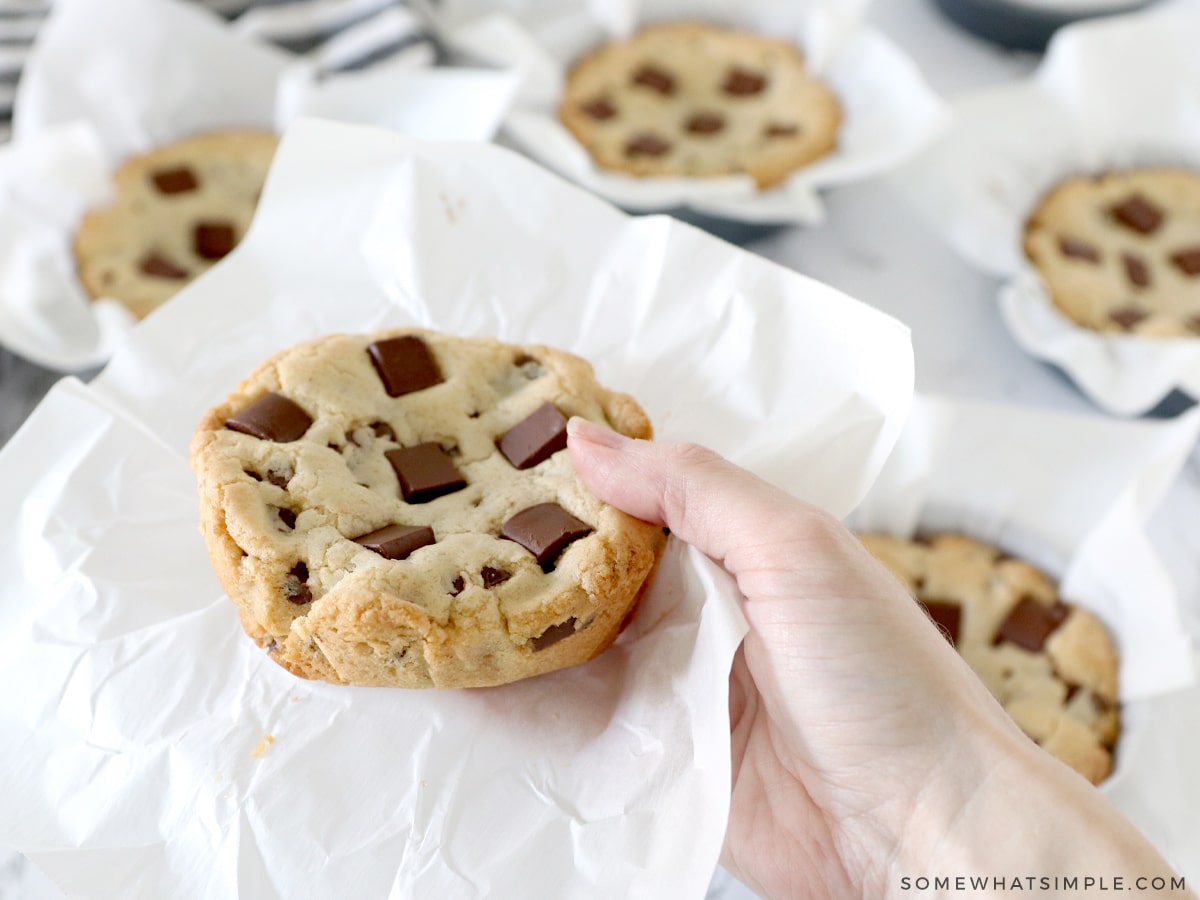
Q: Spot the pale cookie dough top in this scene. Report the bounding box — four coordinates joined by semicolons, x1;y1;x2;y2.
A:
190;328;665;689
1023;168;1200;337
74;130;279;320
560;21;840;189
860;533;1119;784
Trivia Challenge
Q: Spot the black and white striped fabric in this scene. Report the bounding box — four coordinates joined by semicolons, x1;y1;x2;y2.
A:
0;0;436;142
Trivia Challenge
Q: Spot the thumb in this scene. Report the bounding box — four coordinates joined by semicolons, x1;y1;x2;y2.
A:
567;417;837;570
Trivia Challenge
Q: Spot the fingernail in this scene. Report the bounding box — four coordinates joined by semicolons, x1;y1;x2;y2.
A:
567;416;630;450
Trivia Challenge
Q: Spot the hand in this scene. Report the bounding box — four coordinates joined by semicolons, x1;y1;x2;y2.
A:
567;418;1191;900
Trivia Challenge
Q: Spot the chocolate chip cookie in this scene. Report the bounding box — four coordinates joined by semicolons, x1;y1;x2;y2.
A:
190;328;666;689
560;21;840;189
860;533;1119;784
74;130;278;320
1023;168;1200;337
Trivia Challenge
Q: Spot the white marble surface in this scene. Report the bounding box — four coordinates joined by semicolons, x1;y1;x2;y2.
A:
3;0;1198;896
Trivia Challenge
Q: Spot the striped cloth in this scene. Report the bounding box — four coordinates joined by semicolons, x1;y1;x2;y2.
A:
0;0;436;142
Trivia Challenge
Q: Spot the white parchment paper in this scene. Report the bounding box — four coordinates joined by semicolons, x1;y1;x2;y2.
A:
432;0;947;224
893;10;1200;416
0;118;914;899
846;394;1200;879
0;0;516;373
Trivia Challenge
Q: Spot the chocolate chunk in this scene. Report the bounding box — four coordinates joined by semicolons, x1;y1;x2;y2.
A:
277;508;297;530
1110;194;1163;235
194;221;236;260
1110;307;1147;331
722;66;767;96
481;566;511;588
1122;252;1151;287
284;562;311;605
919;599;961;647
450;575;465;596
685;112;725;135
994;596;1069;652
152;166;198;194
581;97;617;120
1170;246;1200;276
225;392;313;442
529;616;579;651
139;252;189;279
501;503;593;572
764;122;800;138
386;443;466;504
625;133;672;159
353;523;435;561
367;335;443;397
244;469;263;482
497;403;568;470
631;64;675;95
1058;236;1100;263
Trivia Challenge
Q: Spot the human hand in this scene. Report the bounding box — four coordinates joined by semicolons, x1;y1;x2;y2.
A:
567;419;1190;900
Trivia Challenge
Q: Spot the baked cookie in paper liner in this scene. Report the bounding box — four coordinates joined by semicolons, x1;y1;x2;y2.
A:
560;21;839;189
190;327;666;689
860;532;1119;784
74;130;279;319
1024;168;1200;338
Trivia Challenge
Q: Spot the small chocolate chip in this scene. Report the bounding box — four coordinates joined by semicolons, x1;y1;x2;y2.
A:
1170;247;1200;276
1110;194;1163;235
244;469;263;482
367;335;443;398
581;97;617;120
1058;236;1100;263
284;562;312;605
266;467;292;489
530;616;579;651
501;503;593;572
1064;683;1081;704
194;221;236;260
386;443;467;504
1110;307;1147;331
225;392;313;443
497;403;568;470
152;166;198;194
371;421;397;442
631;64;675;95
450;575;465;596
722;66;767;96
919;599;961;647
764;122;800;138
140;252;189;279
277;508;297;530
352;523;435;561
685;112;725;135
625;133;672;159
1122;252;1151;288
481;566;511;588
994;596;1069;652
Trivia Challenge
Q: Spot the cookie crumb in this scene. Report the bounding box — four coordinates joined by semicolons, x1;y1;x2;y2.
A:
251;734;275;758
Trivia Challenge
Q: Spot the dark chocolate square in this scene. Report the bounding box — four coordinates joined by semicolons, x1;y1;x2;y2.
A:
353;523;435;560
194;222;236;260
501;503;593;572
529;616;579;651
225;392;312;442
497;403;568;470
367;336;443;398
386;443;466;504
919;600;961;647
994;596;1069;652
152;166;198;194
